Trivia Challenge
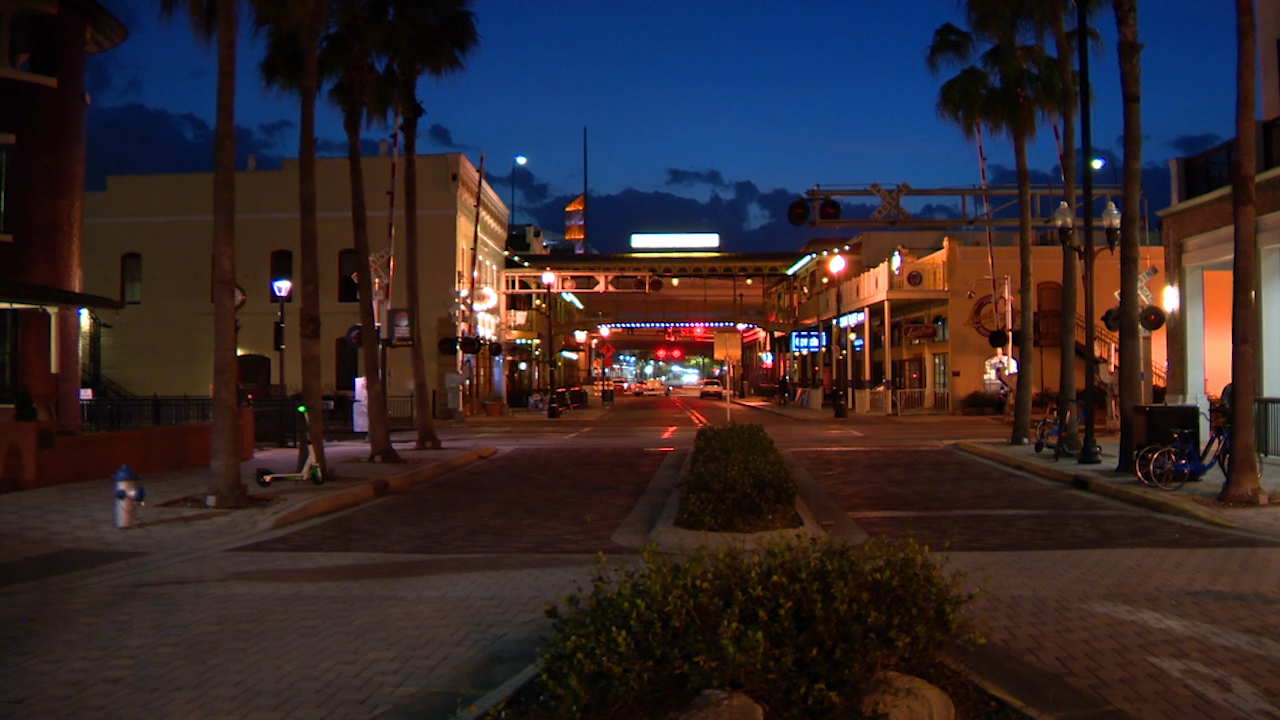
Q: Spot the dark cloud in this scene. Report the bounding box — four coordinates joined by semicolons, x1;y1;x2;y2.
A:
916;204;963;220
427;123;463;149
665;168;729;188
507;165;551;205
85;54;142;102
986;163;1062;186
86;103;285;189
258;119;295;143
1167;133;1224;156
315;137;380;157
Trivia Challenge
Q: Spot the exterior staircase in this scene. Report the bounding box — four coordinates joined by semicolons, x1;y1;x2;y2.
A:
1071;313;1166;388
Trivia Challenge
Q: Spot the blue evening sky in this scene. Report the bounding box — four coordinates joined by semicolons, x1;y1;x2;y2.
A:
85;0;1240;252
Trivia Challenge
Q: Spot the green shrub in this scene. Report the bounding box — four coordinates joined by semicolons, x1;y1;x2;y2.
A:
675;423;797;532
961;390;1005;410
500;539;979;720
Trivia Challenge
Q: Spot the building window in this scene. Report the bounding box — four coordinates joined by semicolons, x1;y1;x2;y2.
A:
0;309;16;403
120;253;142;305
338;249;358;302
933;353;949;391
270;249;293;301
932;315;948;342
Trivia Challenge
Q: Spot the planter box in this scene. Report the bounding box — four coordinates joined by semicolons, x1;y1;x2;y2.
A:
0;407;254;491
650;488;825;552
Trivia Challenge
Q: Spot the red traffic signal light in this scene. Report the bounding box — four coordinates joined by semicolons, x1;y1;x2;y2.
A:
819;197;841;220
787;198;810;226
670;348;683;360
1139;305;1167;331
655;349;667;360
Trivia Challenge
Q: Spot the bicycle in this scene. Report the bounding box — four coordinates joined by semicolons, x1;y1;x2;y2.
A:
1033;399;1084;455
1145;416;1264;491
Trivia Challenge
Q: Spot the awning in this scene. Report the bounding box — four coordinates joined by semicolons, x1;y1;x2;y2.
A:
0;280;125;310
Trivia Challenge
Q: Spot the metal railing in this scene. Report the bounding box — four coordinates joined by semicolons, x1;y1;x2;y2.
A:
1258;398;1280;457
252;394;417;445
896;389;951;415
80;396;212;433
79;393;416;442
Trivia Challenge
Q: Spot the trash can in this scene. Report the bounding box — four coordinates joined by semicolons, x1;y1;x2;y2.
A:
602;388;615;405
1257;398;1280;457
1133;404;1200;449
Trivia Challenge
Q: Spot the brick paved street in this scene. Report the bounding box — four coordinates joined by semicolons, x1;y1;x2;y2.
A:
236;447;666;557
794;446;1280;720
5;405;1280;720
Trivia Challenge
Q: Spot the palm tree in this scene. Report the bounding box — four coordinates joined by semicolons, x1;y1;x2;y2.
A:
1111;0;1143;472
1037;0;1081;455
323;0;400;462
382;0;478;450
256;0;330;478
160;0;248;506
1221;0;1264;502
927;6;1059;445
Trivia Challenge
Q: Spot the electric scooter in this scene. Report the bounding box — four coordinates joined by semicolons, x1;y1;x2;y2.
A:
255;404;324;487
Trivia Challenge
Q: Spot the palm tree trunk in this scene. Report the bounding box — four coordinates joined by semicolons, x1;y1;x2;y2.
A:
297;21;328;476
1114;0;1143;472
1051;0;1080;453
1012;134;1034;444
399;80;442;449
1222;0;1264;502
345;103;399;463
208;0;247;506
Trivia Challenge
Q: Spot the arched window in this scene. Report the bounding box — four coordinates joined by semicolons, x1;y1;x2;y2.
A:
120;253;142;304
337;249;358;302
983;354;1018;395
270;249;293;301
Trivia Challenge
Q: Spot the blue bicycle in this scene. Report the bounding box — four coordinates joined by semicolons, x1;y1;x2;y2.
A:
1033;399;1084;456
1145;417;1262;491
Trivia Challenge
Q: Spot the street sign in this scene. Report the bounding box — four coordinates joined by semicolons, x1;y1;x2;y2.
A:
1117;265;1158;305
902;324;938;340
714;331;742;361
599;342;616;359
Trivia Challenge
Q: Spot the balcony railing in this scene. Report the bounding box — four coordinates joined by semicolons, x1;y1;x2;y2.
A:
1182;115;1280;200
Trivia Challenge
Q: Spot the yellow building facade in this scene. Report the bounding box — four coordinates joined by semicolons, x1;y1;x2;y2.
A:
781;232;1168;414
82;152;509;419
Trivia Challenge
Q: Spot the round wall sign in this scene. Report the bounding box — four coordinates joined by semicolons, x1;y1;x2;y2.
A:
907;270;923;287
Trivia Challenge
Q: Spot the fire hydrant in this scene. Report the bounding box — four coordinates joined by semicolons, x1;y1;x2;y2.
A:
113;465;145;529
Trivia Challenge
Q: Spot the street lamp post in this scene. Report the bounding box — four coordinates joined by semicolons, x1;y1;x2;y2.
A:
1055;198;1121;464
542;269;559;419
511;155;527;226
829;254;847;418
1076;0;1101;465
271;278;292;447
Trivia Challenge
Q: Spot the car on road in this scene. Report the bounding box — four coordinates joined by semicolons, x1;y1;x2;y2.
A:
700;379;725;399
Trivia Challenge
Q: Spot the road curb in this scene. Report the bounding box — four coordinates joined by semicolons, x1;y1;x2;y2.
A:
954;441;1240;530
260;447;497;531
